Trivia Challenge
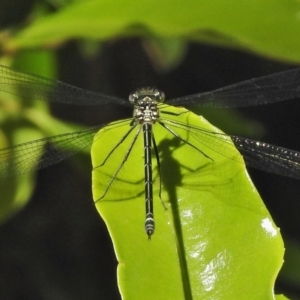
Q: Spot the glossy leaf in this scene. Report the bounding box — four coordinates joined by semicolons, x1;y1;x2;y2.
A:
92;105;284;299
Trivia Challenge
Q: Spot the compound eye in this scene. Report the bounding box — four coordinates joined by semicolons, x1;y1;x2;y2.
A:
159;91;165;102
154;90;165;102
129;92;138;104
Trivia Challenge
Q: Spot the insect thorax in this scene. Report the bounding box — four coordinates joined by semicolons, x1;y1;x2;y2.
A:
129;88;165;125
133;98;160;124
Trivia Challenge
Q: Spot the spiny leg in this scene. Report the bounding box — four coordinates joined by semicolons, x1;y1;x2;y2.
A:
94;125;136;168
94;126;141;202
158;121;213;161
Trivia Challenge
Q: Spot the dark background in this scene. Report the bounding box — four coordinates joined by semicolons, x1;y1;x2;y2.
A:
1;1;300;299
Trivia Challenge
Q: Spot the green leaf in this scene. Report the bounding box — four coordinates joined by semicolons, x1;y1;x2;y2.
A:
92;105;284;299
6;0;300;62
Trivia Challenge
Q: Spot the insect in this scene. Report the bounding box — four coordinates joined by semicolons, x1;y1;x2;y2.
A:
0;65;300;237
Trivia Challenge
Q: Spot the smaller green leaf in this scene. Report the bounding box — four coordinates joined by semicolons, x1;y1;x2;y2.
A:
142;37;188;71
0;51;60;223
92;105;284;299
275;295;290;300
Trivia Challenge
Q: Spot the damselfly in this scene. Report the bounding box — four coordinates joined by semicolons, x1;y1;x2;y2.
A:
1;65;300;237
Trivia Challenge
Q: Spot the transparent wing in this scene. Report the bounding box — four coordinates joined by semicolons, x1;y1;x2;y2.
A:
230;136;300;179
0;125;101;178
161;116;300;179
3;64;300;109
167;68;300;108
0;64;129;106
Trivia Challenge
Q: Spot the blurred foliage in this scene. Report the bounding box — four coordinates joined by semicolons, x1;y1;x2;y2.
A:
4;0;300;63
279;238;300;285
0;51;85;222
